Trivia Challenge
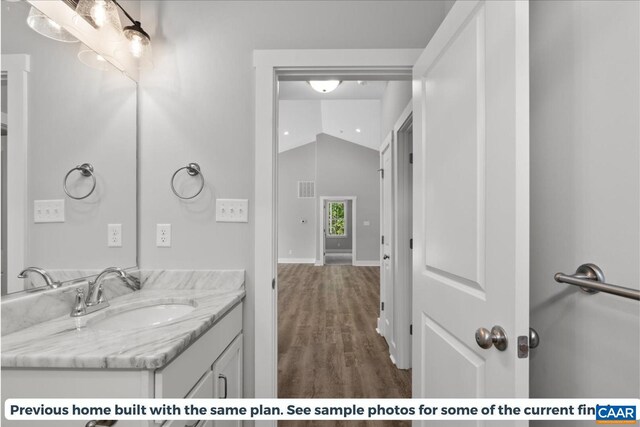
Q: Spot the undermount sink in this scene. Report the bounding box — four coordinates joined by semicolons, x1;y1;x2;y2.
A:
87;302;196;330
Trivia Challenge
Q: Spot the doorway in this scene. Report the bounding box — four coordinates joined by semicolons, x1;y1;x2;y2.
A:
275;73;415;406
254;49;421;404
320;197;356;266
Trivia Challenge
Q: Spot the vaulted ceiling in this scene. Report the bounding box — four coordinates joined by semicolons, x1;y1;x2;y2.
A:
278;81;386;153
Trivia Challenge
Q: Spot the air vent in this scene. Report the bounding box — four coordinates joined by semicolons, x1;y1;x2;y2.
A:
297;181;315;198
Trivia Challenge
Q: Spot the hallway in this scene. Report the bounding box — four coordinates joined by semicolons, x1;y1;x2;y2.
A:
278;263;411;426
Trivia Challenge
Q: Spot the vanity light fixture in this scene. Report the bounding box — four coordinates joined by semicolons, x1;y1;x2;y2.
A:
113;0;153;69
309;80;341;93
26;6;79;43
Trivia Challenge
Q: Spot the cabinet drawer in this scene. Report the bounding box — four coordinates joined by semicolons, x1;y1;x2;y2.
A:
163;371;214;427
155;303;242;399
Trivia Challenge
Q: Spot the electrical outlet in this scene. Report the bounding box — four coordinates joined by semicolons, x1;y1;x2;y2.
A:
108;224;122;247
216;199;249;223
34;200;65;223
156;224;171;247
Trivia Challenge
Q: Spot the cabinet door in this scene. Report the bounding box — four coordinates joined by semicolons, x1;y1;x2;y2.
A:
163;371;214;427
211;334;243;427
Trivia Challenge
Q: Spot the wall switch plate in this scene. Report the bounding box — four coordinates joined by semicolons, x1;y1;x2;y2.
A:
156;224;171;247
108;224;122;247
216;199;249;223
363;220;371;226
34;200;65;223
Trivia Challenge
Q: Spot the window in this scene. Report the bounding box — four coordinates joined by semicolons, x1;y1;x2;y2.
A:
327;201;347;237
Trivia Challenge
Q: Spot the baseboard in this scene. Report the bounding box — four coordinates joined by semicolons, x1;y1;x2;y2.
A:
325;249;352;254
353;260;380;267
278;258;316;264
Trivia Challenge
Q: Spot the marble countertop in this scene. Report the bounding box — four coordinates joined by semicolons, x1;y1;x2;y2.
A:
1;287;245;370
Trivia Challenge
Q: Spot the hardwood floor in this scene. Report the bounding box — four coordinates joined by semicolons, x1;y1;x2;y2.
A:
278;264;411;427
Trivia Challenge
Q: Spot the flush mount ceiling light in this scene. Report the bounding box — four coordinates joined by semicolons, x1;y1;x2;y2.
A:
26;6;79;43
308;80;341;93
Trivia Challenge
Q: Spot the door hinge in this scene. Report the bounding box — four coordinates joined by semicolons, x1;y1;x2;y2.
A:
378;168;384;179
409;153;413;164
410;238;413;249
381;235;385;244
381;302;384;311
272;278;276;290
410;324;413;335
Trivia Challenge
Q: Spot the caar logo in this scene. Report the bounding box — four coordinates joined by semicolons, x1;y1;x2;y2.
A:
596;405;637;424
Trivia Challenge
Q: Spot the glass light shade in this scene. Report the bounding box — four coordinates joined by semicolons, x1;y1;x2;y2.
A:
74;0;122;35
116;23;153;69
26;7;79;43
77;44;122;71
309;80;341;93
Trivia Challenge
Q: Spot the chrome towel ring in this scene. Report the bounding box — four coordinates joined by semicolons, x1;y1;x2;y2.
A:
171;163;204;199
63;163;96;200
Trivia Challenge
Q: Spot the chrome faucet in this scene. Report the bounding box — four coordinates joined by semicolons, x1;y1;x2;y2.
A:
71;267;140;317
17;267;61;291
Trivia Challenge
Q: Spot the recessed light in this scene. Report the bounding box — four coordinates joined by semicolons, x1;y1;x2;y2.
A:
308;80;341;93
283;131;289;136
355;128;361;133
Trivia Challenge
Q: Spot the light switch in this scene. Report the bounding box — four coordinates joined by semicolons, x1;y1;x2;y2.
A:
34;200;65;223
216;199;249;223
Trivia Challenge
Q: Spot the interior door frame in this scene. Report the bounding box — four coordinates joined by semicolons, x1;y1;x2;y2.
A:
254;49;421;408
392;101;413;369
378;133;393;340
318;196;357;266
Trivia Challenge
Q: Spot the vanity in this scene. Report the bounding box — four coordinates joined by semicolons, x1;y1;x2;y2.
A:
2;270;246;427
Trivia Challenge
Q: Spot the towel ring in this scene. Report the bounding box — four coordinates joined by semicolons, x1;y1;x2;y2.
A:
171;163;204;199
63;163;96;200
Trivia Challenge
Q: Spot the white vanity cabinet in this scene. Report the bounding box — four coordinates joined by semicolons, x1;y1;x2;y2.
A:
1;302;243;427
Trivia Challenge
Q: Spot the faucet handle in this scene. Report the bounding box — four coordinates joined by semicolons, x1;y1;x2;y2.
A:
71;289;87;317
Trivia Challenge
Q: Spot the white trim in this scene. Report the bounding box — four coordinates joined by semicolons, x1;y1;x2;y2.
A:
277;258;316;264
318;196;357;266
391;101;413;370
1;54;30;294
254;49;421;404
378;132;392;341
353;260;381;267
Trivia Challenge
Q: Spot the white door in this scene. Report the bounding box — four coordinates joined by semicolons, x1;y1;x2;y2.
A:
380;134;396;361
412;0;530;412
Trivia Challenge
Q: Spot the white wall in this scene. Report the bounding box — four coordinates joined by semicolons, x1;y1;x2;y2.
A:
530;0;639;412
380;81;412;140
277;142;316;262
139;0;449;397
316;133;379;263
278;135;378;263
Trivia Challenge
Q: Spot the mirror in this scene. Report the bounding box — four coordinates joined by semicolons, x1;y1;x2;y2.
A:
1;1;137;296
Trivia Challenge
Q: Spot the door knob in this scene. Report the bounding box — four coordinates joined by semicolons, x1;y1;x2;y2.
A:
383;254;390;260
475;325;508;351
529;327;540;349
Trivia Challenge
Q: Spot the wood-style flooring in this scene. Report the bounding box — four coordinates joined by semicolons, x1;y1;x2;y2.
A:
278;264;411;427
